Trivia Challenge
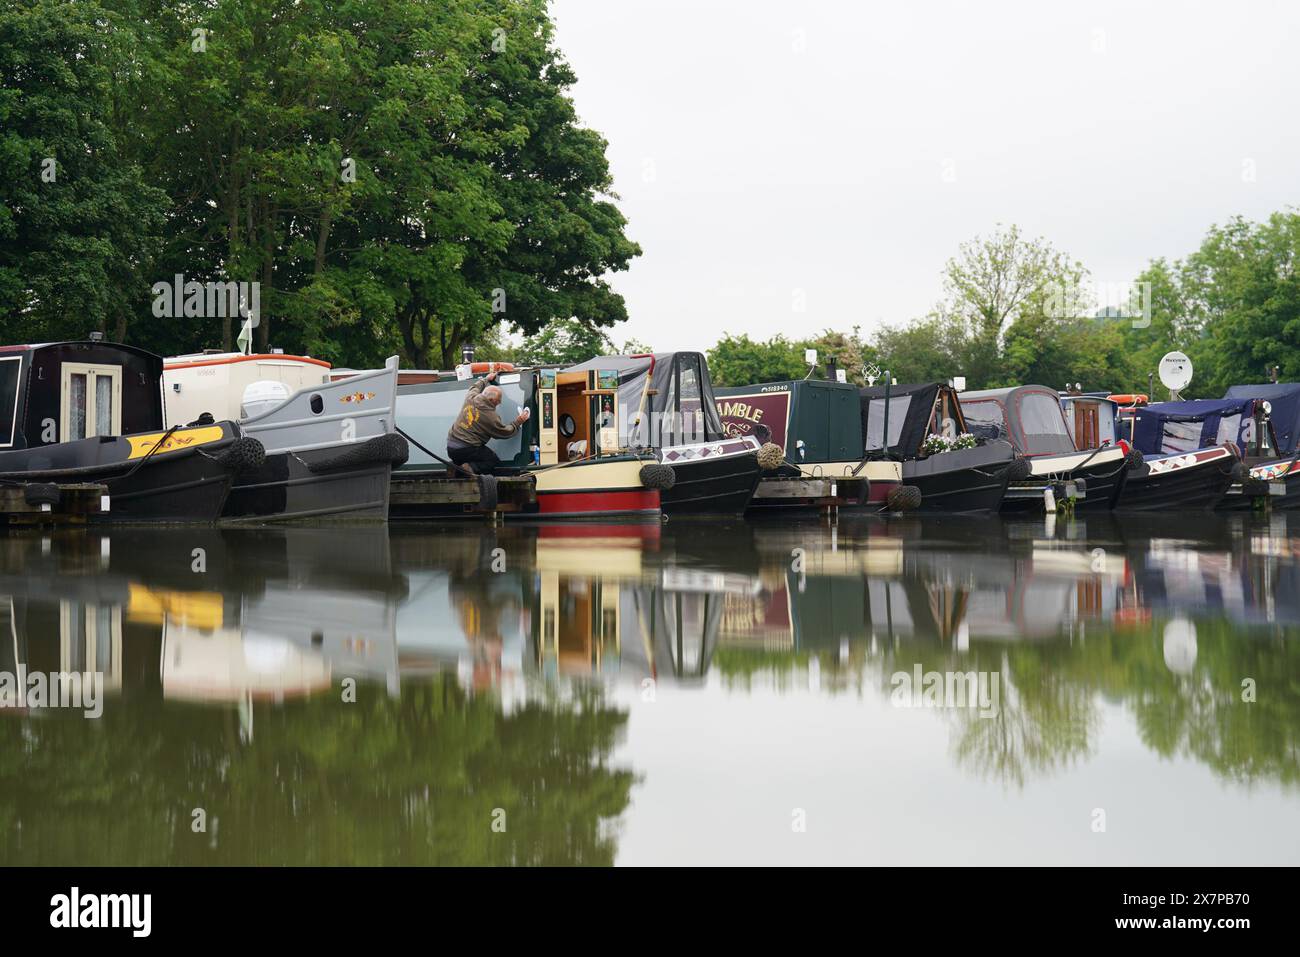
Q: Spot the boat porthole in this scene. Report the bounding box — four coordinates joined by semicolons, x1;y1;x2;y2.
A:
310;394;324;414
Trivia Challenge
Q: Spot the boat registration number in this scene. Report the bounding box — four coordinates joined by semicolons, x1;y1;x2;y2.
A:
1270;482;1287;496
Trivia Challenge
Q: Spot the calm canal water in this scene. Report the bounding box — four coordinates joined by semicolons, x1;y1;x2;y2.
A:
1;513;1297;865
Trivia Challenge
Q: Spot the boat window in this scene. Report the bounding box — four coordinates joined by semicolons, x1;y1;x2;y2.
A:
1216;413;1241;449
1159;420;1201;453
1017;392;1075;453
0;356;20;447
676;358;707;445
60;363;122;441
658;369;678;446
864;396;913;451
960;400;1006;438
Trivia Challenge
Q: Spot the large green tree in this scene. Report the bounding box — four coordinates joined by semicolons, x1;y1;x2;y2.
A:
0;0;167;343
16;0;642;366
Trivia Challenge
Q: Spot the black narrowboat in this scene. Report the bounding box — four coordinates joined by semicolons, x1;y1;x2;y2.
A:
0;341;262;522
1221;383;1300;509
1063;393;1238;511
860;381;1018;513
563;353;762;515
960;385;1129;512
715;378;905;513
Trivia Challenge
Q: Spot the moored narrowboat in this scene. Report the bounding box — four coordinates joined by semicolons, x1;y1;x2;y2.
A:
394;365;663;520
563;353;762;515
0;341;262;522
1128;394;1296;510
861;381;1018;513
960;385;1129;512
1062;393;1239;511
164;352;408;522
1222;382;1300;509
716;378;905;513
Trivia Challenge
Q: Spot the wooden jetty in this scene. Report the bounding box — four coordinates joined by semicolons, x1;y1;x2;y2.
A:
0;482;108;527
747;474;874;520
388;473;536;522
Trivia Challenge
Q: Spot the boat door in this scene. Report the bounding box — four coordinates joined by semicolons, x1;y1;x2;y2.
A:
542;368;620;464
1072;399;1100;450
60;362;123;440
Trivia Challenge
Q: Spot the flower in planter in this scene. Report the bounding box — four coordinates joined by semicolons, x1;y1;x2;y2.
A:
921;432;978;456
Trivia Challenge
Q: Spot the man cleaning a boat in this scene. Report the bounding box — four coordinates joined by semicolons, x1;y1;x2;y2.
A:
446;371;530;475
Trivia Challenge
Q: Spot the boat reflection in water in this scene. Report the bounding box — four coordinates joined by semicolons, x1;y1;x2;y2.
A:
0;513;1297;864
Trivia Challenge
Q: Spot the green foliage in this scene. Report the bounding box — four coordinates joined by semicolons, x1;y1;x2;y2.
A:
0;677;634;864
515;318;614;366
0;0;167;343
802;327;879;385
1;0;638;366
707;333;807;386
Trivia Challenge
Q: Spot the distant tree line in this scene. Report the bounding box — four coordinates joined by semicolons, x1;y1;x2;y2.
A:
706;215;1300;397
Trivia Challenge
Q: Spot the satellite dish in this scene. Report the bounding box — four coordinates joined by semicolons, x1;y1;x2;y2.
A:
1158;351;1193;396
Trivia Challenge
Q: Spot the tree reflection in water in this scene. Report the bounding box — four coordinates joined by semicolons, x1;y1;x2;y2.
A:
0;678;633;866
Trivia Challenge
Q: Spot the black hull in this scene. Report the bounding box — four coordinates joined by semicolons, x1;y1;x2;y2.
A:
660;452;761;515
1118;457;1235;512
0;421;251;523
222;451;392;523
1072;456;1128;512
904;445;1015;514
98;453;233;523
1218;464;1300;511
1001;452;1129;513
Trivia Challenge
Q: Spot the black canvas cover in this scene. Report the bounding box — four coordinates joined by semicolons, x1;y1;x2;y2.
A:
859;382;941;457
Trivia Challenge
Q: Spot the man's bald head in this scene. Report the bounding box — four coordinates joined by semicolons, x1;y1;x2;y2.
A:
483;385;503;406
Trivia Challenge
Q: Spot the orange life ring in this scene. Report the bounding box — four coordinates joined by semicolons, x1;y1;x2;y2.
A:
468;362;515;374
1108;393;1148;406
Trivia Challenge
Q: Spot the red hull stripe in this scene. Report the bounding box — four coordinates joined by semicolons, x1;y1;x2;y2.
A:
868;480;899;503
538;489;660;514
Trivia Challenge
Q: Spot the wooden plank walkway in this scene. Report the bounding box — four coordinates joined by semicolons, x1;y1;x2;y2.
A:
0;483;108;526
389;474;536;521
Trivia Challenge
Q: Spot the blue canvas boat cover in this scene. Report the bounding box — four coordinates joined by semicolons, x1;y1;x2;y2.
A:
1223;383;1300;455
1130;397;1257;456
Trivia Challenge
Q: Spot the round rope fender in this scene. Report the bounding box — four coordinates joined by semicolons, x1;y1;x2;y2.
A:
1231;461;1253;484
755;442;785;471
887;484;922;512
639;462;676;491
23;483;61;508
1004;456;1032;481
307;433;410;474
1124;446;1145;469
214;436;267;474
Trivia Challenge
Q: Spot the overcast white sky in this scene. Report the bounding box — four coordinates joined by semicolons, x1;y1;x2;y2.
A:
548;0;1300;351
